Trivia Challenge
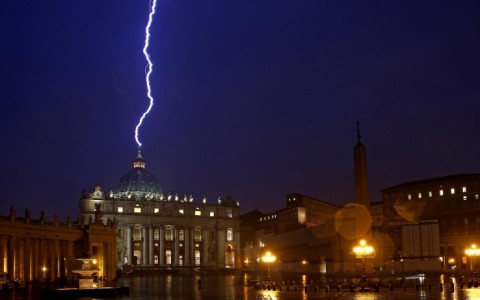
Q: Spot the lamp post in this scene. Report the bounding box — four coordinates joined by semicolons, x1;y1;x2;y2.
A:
261;251;276;281
353;240;374;279
465;244;480;272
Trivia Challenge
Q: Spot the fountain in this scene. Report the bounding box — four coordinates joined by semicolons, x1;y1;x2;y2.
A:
72;258;100;288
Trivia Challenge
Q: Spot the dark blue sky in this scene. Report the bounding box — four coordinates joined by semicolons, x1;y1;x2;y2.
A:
1;1;479;220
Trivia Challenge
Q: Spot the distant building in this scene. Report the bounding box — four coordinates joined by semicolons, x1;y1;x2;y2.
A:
381;174;480;272
241;127;480;276
79;151;241;270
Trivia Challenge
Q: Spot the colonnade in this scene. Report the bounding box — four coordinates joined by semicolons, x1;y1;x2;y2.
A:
120;224;237;268
0;235;74;281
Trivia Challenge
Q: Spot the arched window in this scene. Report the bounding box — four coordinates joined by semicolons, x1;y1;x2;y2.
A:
165;226;174;241
194;226;202;242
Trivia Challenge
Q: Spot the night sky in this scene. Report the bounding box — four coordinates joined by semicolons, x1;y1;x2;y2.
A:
1;1;479;220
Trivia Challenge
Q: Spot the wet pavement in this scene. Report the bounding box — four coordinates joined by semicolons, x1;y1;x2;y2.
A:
1;272;480;299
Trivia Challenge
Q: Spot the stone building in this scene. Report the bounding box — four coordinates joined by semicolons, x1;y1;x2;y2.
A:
79;151;241;270
380;174;480;272
0;207;116;282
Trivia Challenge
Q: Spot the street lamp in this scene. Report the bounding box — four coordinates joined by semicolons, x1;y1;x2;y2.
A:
465;244;480;271
353;240;374;279
261;251;276;280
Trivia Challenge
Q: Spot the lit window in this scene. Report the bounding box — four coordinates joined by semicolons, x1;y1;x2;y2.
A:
408;194;412;200
154;208;159;213
134;207;142;213
463;186;467;193
226;209;233;218
451;188;455;195
179;230;184;241
210;211;215;217
463;196;468;201
117;207;123;213
418;193;422;199
165;227;173;241
226;228;233;241
476;194;479;199
439;190;444;196
428;191;432;197
179;209;184;214
195;210;202;216
194;227;202;241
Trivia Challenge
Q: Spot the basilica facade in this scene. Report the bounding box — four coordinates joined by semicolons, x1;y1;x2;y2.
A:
79;151;241;270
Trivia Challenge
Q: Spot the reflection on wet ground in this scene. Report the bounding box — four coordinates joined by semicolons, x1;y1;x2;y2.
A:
1;272;480;299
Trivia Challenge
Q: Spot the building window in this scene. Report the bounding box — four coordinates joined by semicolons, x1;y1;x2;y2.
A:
166;250;172;265
428;191;433;197
194;227;202;242
165;227;174;241
179;230;184;241
133;225;142;241
464;218;469;225
194;250;201;266
226;209;233;218
117;207;123;213
179;209;184;214
476;216;480;223
195;210;202;216
408;194;412;200
463;196;468;201
154;229;159;240
226;228;233;241
463;186;467;193
134;207;142;213
210;211;215;217
154;208;159;214
439;189;444;196
418;193;422;199
451;188;455;195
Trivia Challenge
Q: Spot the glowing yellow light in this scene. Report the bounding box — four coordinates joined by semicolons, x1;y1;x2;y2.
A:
261;251;276;263
466;244;480;256
353;240;374;256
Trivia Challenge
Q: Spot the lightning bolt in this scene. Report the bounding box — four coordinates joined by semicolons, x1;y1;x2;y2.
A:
135;0;158;148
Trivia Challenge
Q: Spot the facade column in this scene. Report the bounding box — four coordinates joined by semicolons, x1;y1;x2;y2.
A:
0;236;7;273
7;236;16;281
202;229;209;266
16;239;24;280
217;227;226;268
39;239;46;281
185;228;190;266
125;225;132;265
31;239;39;281
142;226;147;265
174;229;179;266
148;226;154;265
24;238;31;281
159;227;165;266
49;239;55;281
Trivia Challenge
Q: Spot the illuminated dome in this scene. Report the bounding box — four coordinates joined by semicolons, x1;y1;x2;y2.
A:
113;150;163;200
